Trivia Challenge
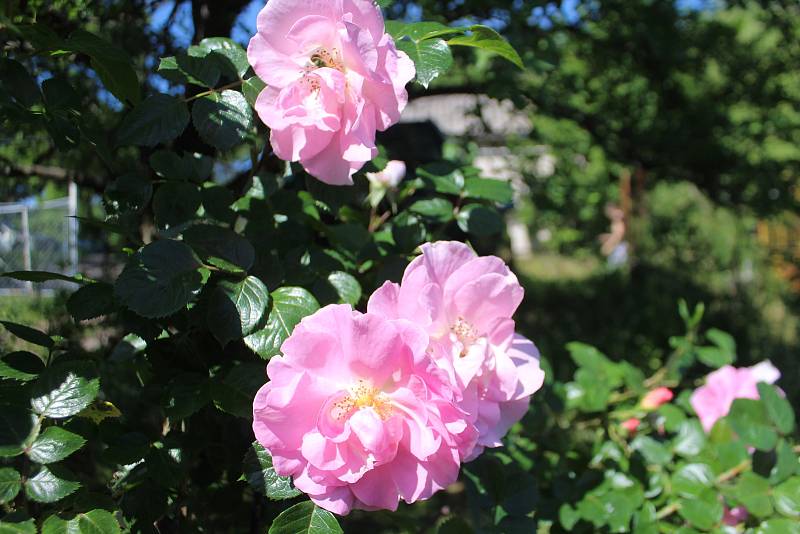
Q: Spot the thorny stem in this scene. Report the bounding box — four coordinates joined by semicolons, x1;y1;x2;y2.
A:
184;79;245;102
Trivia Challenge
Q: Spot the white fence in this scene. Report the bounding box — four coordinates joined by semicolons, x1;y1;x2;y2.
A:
0;183;78;294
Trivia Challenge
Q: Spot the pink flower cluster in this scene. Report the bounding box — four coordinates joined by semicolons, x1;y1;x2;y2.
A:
690;361;780;432
253;242;544;514
247;0;415;186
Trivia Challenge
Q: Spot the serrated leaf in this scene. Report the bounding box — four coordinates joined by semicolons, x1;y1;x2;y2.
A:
409;198;454;222
199;37;249;79
757;382;795;435
77;510;121;534
456;204;504;236
0;468;21;504
165;373;210;420
66;29;140;105
192;90;253;151
672;420;706;457
325;271;362;305
0;517;36;534
182;224;255;273
243;76;266;108
0;406;37;457
208;276;269;346
27;426;85;464
116;94;189;147
0;321;53;349
105;173;152;214
149;150;212;182
732;472;773;517
671;463;714;497
728;398;778;451
437;516;473;534
243;441;302;500
677;491;722;530
244;287;319;360
463;177;513;203
268;501;342;534
152;181;201;229
31;364;99;419
211;363;265;418
24;465;80;503
0;271;83;284
0;59;42;108
158;52;220;88
67;283;115;322
386;21;461;41
0;352;44;382
113;240;203;318
755;519;800;534
396;37;453;88
447;25;523;69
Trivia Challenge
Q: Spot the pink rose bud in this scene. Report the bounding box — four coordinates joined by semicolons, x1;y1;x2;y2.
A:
247;0;415;185
252;304;477;515
368;241;545;460
621;418;641;434
640;387;673;410
690;361;781;432
366;160;406;188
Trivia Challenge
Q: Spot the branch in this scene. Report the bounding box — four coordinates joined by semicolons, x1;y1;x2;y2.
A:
0;156;106;193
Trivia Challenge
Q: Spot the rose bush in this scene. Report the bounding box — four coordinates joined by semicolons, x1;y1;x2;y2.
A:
1;2;798;534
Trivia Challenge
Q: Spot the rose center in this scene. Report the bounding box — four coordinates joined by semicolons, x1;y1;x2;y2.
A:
308;46;344;72
330;379;392;421
451;317;479;357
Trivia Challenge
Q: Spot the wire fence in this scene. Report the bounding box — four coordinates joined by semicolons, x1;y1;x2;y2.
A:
0;184;78;294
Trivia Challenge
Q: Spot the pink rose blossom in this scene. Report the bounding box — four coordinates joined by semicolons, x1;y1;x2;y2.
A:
247;0;415;185
252;304;477;515
366;160;406;188
690;361;781;432
621;418;640;434
368;241;545;459
640;387;673;410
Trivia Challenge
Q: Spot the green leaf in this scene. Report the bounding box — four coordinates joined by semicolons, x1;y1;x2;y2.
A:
671;463;714;498
678;491;723;530
182;225;255;273
324;271;362;305
755;519;800;534
732;472;773;517
268;501;342;534
165;373;210;420
0;59;42;107
76;510;121;534
437;516;473;534
396;37;453;88
199;37;250;79
456;204;504;236
149;150;213;183
0;271;83;284
0;406;37;457
191;90;253;151
105;173;153;214
24;465;80;503
152;181;201;228
0;321;53;349
114;240;203;318
0;352;44;382
208;276;269;346
631;436;672;466
66;29;140;105
770;440;797;485
558;504;580;530
409;198;454;222
417;162;464;194
0;468;21;504
0;517;36;534
672;420;706;458
727;398;778;451
386;21;462;41
757;382;795;435
463;177;514;203
211;362;265;418
773;478;800;519
243;76;266;108
447;25;524;69
158;52;220;88
27;426;85;464
67;283;115;322
243;441;302;500
244;287;319;360
116;94;189;147
31;363;100;419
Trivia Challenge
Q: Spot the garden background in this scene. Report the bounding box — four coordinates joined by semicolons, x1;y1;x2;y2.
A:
1;0;798;533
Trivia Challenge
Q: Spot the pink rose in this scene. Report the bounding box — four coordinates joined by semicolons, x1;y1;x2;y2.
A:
247;0;415;185
621;418;641;434
252;304;477;515
368;241;545;459
640;387;673;410
366;160;406;188
723;505;748;526
690;361;781;432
